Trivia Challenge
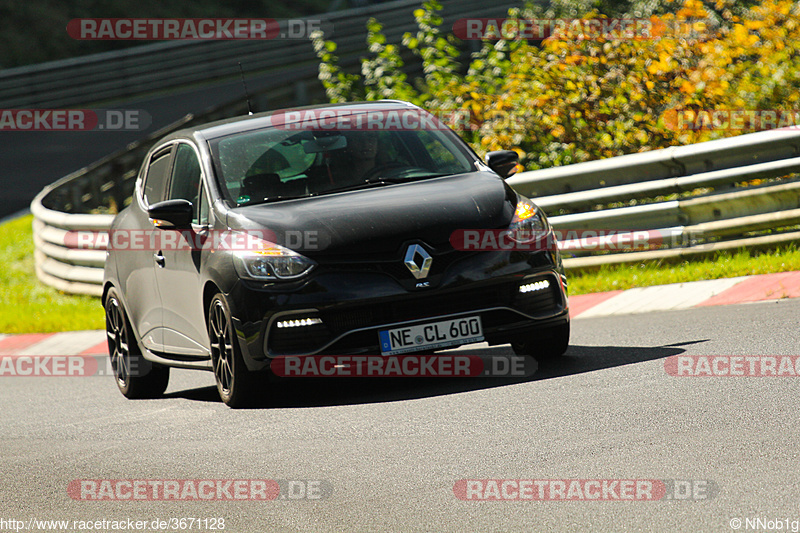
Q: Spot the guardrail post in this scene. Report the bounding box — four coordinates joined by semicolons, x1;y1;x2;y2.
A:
294;81;308;106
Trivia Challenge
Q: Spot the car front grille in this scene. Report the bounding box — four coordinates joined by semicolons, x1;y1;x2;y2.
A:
264;273;564;356
322;283;511;333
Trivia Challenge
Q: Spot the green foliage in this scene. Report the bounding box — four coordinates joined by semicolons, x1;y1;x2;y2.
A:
363;18;419;103
401;1;462;99
312;0;800;170
310;30;362;103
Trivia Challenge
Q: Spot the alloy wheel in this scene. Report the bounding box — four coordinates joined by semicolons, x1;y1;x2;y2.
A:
209;299;234;396
106;296;130;387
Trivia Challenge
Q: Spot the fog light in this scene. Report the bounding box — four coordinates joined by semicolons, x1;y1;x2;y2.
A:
519;280;550;293
276;318;323;328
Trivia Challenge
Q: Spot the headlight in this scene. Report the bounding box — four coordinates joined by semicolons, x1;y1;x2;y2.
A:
232;236;316;280
509;196;548;242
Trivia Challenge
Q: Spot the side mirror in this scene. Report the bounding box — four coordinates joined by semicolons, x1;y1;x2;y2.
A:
485;150;520;179
148;199;193;228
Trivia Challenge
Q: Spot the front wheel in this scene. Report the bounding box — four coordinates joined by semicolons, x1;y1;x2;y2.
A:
208;294;258;408
511;322;570;361
105;288;169;399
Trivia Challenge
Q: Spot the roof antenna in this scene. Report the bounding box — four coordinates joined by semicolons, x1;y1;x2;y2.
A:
238;62;254;115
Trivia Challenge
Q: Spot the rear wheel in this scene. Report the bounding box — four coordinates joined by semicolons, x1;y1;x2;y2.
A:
105;289;169;399
511;322;570;361
208;294;257;408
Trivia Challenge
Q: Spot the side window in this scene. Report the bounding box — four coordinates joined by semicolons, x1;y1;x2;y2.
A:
142;149;172;206
168;143;203;221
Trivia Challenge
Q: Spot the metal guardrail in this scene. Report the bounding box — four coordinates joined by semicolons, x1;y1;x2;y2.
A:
505;129;800;270
507;128;800;199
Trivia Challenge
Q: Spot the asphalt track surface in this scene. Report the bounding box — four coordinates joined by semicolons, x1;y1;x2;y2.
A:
2;298;799;532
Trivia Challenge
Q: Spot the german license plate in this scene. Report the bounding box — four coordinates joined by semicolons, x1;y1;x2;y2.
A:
378;316;483;355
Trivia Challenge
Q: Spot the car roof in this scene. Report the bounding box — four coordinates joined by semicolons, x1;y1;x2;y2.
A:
162;100;421;143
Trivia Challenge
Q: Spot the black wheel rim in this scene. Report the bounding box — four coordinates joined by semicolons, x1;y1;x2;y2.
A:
210;300;234;395
106;297;130;387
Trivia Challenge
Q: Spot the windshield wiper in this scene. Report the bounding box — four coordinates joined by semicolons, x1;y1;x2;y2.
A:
395;172;451;180
244;194;310;205
322;180;399;194
319;173;455;195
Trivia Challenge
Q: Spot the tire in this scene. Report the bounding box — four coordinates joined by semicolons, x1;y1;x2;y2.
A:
511;322;570;361
105;289;169;399
208;294;258;408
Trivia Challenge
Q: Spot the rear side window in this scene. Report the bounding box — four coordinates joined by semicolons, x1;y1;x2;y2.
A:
143;149;172;206
197;184;210;226
168;143;203;221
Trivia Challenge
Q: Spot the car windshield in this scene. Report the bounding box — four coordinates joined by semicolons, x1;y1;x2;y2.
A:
208;121;477;206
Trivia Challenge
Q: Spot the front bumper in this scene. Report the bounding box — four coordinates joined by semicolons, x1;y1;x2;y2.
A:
229;249;569;370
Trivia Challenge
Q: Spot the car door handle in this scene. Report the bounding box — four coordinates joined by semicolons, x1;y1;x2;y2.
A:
154;252;165;267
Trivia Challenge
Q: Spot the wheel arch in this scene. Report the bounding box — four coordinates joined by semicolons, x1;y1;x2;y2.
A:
101;281;146;358
101;281;115;307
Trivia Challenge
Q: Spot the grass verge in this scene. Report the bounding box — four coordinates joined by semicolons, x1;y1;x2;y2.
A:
0;214;104;334
568;244;800;295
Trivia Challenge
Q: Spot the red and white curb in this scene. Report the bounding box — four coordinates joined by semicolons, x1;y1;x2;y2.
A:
1;271;798;357
0;330;106;358
571;270;800;318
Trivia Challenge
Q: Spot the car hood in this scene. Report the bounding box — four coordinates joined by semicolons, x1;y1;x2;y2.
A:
227;171;517;257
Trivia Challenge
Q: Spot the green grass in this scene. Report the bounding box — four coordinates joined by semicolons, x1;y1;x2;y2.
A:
568;245;800;295
1;214;799;333
0;214;104;334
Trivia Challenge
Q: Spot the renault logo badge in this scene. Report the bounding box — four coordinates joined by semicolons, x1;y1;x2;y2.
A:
404;244;432;279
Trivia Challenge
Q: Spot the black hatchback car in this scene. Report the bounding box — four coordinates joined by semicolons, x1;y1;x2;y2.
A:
103;100;569;407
